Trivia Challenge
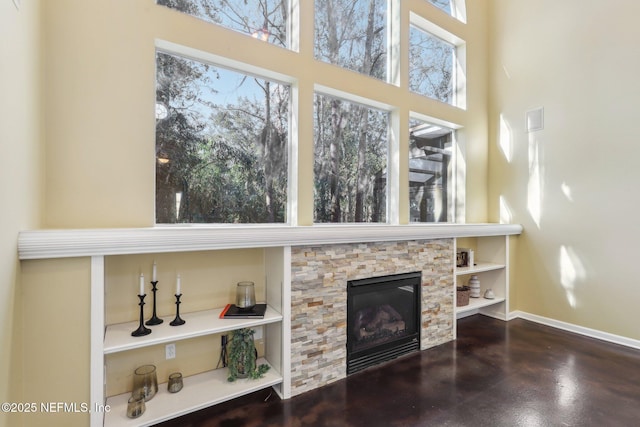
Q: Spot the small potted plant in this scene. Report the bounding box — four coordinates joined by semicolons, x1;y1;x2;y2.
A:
226;328;270;382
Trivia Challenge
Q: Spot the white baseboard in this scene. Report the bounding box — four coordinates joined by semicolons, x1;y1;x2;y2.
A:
509;310;640;351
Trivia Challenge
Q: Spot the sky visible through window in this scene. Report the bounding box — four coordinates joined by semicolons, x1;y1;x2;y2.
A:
156;0;289;48
155;1;462;223
155;51;289;224
428;0;452;15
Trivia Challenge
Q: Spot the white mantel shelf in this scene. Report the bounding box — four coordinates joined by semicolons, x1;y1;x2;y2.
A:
18;223;522;260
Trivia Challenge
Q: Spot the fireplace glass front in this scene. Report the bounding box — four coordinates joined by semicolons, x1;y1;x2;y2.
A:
347;271;421;374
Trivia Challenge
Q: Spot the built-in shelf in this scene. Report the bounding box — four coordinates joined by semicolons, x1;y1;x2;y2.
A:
103;358;281;427
14;224;521;426
456;297;506;315
454;235;510;329
455;261;505;275
104;305;283;354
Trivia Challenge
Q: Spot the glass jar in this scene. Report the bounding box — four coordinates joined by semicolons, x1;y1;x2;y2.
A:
236;281;256;309
167;372;183;393
133;364;158;402
126;393;145;418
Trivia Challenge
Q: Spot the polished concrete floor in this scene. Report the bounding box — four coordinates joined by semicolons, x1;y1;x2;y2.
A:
157;315;640;426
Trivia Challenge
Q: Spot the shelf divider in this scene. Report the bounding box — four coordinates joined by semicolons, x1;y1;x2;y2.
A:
104;305;283;354
456;297;505;315
455;261;505;276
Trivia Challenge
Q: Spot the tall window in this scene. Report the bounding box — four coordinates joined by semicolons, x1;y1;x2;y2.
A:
155;51;289;223
428;0;452;15
314;94;388;223
409;25;455;105
314;0;387;81
427;0;466;22
153;2;467;225
409;119;454;222
157;0;290;48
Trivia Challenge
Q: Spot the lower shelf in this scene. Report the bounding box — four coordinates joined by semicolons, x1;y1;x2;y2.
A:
455;296;505;316
103;358;281;427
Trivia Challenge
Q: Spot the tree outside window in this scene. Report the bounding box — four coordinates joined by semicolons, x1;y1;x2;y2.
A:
157;0;290;48
428;0;452;15
155;51;289;223
153;1;465;225
314;93;388;223
409;26;455;104
314;0;387;81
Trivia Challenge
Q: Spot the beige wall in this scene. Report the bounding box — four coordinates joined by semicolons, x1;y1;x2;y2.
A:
0;1;43;426
489;0;640;339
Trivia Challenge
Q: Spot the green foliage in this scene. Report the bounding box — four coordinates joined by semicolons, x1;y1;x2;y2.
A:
313;95;388;223
226;328;270;382
155;51;289;224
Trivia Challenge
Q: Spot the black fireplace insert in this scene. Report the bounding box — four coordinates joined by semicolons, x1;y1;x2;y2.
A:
347;271;421;374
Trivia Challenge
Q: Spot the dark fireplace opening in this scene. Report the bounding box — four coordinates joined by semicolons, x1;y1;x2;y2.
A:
347;271;421;374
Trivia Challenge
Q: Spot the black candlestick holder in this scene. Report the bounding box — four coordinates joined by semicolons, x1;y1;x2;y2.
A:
131;294;152;337
170;294;186;326
145;281;163;326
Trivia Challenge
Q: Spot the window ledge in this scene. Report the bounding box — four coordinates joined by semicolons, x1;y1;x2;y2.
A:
18;223;522;260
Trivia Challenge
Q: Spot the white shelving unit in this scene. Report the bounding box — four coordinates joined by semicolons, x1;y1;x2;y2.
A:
17;224;521;427
103;305;283;354
92;246;291;427
454;236;509;327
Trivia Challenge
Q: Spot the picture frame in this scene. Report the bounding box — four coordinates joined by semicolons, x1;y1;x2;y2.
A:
456;248;472;268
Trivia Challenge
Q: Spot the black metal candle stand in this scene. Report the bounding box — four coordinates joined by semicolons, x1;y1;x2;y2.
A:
145;281;164;326
170;294;186;326
131;294;152;337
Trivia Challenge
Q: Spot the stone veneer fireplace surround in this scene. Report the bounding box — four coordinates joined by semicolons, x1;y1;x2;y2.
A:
290;239;454;396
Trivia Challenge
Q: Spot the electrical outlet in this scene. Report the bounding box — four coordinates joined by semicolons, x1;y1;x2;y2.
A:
253;327;263;340
166;343;176;359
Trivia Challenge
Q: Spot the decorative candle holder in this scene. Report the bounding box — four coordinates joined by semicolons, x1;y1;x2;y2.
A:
131;294;152;337
170;294;186;326
145;281;164;326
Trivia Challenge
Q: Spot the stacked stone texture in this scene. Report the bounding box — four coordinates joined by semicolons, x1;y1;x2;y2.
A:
290;239;454;396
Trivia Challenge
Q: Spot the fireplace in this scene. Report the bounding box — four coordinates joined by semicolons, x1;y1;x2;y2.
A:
347;271;422;374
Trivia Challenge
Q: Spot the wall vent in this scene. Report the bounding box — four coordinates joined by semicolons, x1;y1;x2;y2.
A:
526;107;544;132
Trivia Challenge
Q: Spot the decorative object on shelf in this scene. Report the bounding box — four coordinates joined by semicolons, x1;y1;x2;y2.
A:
220;303;267;319
145;280;163;326
170;274;186;326
468;275;481;298
126;393;145;419
235;281;256;310
456;286;470;307
456;248;473;267
170;293;186;326
167;372;183;393
484;289;495;299
227;328;270;382
133;364;158;402
132;274;152;337
217;334;229;368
